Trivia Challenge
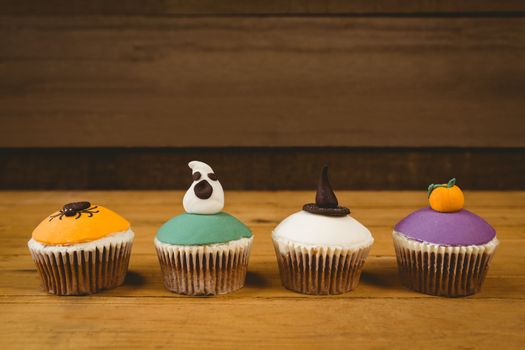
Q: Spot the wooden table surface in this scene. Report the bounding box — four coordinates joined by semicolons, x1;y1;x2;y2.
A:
1;191;524;349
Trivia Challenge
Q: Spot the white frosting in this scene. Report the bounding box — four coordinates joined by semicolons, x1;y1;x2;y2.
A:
28;229;134;253
272;211;373;249
183;161;224;214
154;236;252;251
392;230;499;252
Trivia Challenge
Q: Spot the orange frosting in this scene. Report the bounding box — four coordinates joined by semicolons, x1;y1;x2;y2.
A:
32;206;130;245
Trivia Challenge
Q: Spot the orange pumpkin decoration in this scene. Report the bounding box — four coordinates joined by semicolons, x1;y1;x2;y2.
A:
428;178;464;213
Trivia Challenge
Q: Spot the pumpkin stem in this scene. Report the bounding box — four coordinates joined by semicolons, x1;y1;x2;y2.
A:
427;184;436;198
427;178;457;197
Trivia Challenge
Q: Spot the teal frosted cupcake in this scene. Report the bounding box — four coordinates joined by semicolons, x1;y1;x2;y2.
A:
154;161;253;295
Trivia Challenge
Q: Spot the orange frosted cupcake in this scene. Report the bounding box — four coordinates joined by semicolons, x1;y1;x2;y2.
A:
28;201;134;295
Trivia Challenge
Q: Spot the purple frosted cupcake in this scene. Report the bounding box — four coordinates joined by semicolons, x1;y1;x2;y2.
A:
393;179;499;297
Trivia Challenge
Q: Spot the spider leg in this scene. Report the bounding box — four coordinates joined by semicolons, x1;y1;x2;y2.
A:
75;212;81;219
85;207;100;216
48;211;64;221
90;207;100;214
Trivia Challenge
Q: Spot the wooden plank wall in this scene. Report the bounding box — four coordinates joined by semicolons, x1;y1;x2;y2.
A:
1;17;524;148
1;1;525;15
1;148;524;190
0;1;524;188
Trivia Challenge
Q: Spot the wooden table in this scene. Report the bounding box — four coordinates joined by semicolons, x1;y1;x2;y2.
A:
1;191;524;349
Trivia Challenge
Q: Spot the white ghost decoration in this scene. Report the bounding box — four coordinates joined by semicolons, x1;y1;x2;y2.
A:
183;161;224;214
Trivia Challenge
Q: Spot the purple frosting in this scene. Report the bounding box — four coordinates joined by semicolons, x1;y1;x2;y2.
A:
394;207;496;246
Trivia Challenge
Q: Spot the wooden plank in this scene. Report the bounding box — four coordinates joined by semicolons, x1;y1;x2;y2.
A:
1;17;524;148
1;148;524;189
1;299;524;349
1;0;525;15
0;191;523;349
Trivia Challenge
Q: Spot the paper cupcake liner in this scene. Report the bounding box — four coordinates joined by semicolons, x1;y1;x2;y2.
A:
392;231;499;297
154;237;253;296
273;238;373;295
28;230;134;296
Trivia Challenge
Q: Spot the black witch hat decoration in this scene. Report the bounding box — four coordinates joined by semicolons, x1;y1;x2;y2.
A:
303;165;350;217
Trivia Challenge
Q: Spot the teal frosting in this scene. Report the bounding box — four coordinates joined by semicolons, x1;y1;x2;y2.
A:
156;212;252;245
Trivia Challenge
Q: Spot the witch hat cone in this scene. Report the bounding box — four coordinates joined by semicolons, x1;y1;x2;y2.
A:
303;165;350;217
316;165;339;208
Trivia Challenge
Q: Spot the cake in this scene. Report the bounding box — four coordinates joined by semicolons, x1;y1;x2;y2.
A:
272;165;374;295
393;178;499;297
28;201;134;295
154;161;253;296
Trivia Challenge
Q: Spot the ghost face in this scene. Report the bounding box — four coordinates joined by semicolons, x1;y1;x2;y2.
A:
183;161;224;214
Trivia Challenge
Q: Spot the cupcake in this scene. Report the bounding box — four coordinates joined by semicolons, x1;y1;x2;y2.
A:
393;178;499;297
272;165;374;295
154;161;253;296
28;201;134;295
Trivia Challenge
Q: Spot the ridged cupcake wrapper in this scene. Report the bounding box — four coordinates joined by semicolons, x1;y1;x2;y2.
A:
28;235;134;296
154;237;253;296
273;239;373;295
392;231;499;297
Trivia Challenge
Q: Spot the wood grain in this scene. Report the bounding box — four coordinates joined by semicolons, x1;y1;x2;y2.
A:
0;191;523;349
1;0;525;15
1;148;524;189
2;299;524;349
1;17;524;148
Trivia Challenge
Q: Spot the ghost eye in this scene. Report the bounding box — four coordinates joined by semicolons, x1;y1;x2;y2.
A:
208;173;218;181
192;172;201;181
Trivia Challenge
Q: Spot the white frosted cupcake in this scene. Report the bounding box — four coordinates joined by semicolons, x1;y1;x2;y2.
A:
272;166;373;295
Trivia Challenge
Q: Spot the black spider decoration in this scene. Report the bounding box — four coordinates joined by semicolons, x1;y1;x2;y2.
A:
48;201;100;221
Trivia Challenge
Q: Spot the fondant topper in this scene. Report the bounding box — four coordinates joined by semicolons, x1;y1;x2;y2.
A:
303;165;350;217
427;178;464;213
183;161;224;214
49;201;99;221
